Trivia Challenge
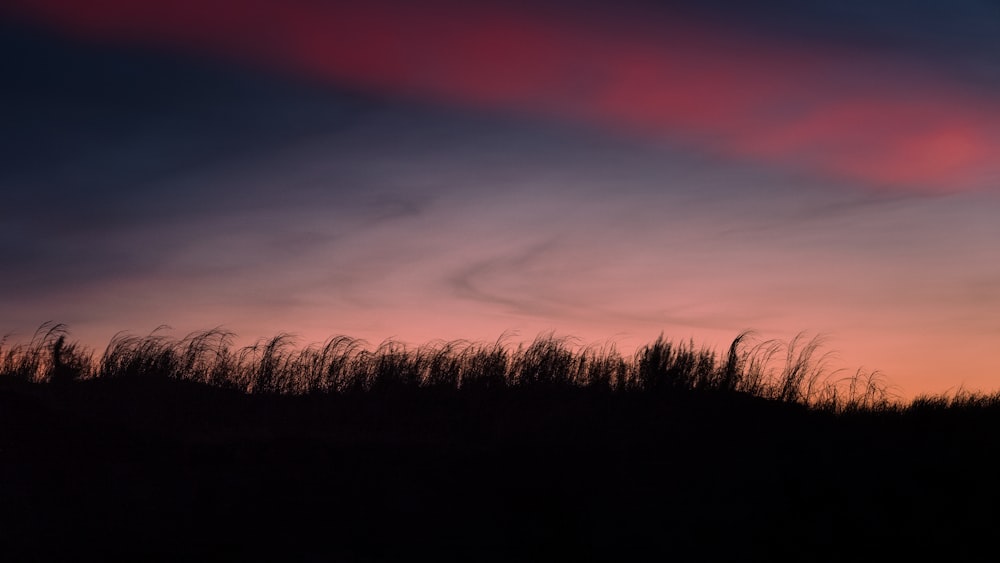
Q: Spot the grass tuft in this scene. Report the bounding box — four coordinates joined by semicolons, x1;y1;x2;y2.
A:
0;323;940;412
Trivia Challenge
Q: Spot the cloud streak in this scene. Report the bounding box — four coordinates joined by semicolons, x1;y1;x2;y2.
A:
6;0;1000;193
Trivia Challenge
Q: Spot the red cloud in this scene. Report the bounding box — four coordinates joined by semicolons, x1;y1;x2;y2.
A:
7;0;999;192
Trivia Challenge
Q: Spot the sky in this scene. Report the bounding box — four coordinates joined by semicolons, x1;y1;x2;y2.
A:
2;0;999;397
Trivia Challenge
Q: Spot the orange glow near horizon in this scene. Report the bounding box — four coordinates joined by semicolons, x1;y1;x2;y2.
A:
12;185;1000;401
17;296;999;402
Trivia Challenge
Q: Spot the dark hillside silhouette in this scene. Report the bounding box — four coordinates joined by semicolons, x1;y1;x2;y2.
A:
2;324;1000;561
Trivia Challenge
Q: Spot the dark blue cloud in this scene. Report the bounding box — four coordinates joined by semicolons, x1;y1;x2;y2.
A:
0;22;370;296
680;0;1000;87
0;22;373;212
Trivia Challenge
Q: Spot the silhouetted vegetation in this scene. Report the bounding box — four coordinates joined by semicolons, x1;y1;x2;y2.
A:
3;323;1000;561
2;322;907;411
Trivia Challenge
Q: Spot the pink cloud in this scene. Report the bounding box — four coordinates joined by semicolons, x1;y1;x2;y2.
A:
7;0;999;192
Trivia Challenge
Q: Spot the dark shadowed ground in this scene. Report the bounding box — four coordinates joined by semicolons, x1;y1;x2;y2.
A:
2;375;999;562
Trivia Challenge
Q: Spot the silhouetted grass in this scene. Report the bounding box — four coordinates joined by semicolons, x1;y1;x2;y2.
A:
3;323;1000;562
0;323;906;411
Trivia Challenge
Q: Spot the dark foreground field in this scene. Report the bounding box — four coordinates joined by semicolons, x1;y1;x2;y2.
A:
2;327;999;561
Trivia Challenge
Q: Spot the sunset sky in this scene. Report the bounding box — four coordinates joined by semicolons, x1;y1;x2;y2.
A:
3;0;999;397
